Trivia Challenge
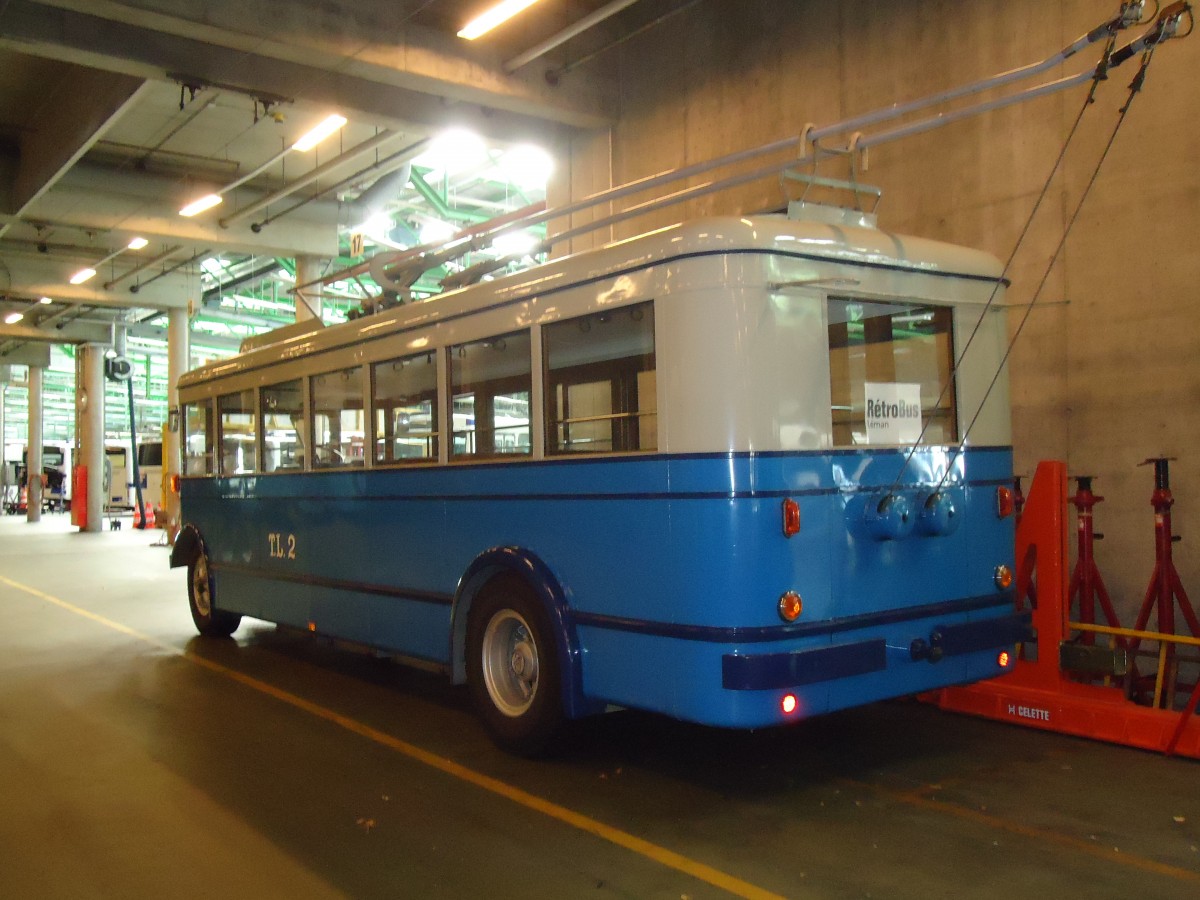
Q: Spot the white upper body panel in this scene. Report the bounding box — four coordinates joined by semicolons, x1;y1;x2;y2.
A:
180;214;1011;453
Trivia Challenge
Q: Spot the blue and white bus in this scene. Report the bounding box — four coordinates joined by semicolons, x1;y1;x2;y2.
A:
171;207;1028;753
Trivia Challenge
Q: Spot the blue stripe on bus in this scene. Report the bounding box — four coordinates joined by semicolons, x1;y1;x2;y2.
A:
208;552;1014;647
212;561;454;606
571;593;1014;643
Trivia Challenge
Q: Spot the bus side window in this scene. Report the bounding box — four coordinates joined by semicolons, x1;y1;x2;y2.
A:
184;400;215;475
218;390;257;475
311;367;364;468
544;301;657;454
450;331;532;460
372;352;438;464
261;379;305;472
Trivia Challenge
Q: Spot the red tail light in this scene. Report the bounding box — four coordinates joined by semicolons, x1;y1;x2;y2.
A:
996;486;1014;519
782;498;801;537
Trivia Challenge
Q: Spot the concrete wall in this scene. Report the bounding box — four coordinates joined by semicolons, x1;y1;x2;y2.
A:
554;0;1200;625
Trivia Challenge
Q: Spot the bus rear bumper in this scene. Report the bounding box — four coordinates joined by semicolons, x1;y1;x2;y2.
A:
721;611;1031;691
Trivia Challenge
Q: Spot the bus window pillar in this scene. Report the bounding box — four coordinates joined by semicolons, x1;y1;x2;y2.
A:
77;343;106;533
165;307;189;532
26;364;43;523
294;256;323;324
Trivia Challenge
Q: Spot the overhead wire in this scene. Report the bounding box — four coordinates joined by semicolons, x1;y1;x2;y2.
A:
938;46;1160;494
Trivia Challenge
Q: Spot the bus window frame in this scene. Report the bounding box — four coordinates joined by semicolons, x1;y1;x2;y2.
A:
217;389;257;476
542;301;657;456
310;365;367;469
370;350;441;467
259;377;308;474
448;330;533;462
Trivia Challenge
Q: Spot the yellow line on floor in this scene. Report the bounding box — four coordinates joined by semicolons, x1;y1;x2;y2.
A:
842;778;1200;884
0;575;785;900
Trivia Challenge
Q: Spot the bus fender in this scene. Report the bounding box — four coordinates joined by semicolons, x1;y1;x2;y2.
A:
169;523;204;569
451;547;594;720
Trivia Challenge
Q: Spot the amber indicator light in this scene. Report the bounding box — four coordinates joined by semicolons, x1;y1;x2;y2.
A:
778;591;803;622
994;564;1013;590
996;486;1014;519
782;498;801;537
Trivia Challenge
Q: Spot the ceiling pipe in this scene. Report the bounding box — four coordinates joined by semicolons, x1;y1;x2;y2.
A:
131;249;210;292
104;245;184;290
219;130;400;229
250;137;429;230
549;0;705;79
505;0;642;72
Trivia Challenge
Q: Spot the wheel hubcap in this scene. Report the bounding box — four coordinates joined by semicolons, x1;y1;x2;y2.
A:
193;556;212;617
481;610;539;717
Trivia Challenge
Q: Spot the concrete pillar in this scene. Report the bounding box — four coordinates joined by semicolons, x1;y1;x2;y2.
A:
77;344;105;533
165;307;189;532
0;378;7;490
294;255;323;323
26;365;43;523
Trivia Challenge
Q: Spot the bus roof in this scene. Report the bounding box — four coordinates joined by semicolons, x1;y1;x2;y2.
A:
180;213;1003;390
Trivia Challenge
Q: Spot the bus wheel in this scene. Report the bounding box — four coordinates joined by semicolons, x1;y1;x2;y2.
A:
187;551;241;637
467;577;563;755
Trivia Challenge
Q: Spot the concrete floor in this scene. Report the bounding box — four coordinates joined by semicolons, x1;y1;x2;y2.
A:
1;514;1198;899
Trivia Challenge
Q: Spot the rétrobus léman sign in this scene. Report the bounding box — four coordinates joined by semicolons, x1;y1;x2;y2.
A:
864;382;922;444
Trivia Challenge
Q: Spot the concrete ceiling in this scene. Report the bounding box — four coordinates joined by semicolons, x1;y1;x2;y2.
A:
0;0;649;350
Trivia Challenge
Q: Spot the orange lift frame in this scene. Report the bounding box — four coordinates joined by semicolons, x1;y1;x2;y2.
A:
925;460;1200;759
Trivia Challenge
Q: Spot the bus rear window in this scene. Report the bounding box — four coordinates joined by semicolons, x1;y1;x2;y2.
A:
544;301;657;454
827;297;957;446
450;331;531;459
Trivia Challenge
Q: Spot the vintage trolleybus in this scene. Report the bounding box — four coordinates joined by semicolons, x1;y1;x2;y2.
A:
171;208;1028;753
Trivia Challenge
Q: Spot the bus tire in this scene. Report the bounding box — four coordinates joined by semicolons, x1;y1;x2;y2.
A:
466;576;564;756
187;550;241;638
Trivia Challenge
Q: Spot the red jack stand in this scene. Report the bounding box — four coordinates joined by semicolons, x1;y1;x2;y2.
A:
1067;476;1122;647
924;460;1200;758
1127;458;1200;708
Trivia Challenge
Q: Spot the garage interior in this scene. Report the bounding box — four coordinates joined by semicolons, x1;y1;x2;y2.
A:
1;1;1199;897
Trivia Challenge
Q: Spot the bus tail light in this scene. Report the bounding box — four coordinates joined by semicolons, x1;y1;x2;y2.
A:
778;591;803;622
994;564;1013;590
998;650;1011;668
996;486;1014;518
781;694;798;715
170;473;181;495
782;498;801;537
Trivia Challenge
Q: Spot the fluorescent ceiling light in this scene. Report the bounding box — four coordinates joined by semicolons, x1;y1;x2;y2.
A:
292;114;348;152
420;127;489;177
419;220;456;246
127;236;148;250
492;230;538;256
3;311;23;325
39;296;52;304
179;193;223;217
500;144;554;189
458;0;544;40
70;268;97;285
